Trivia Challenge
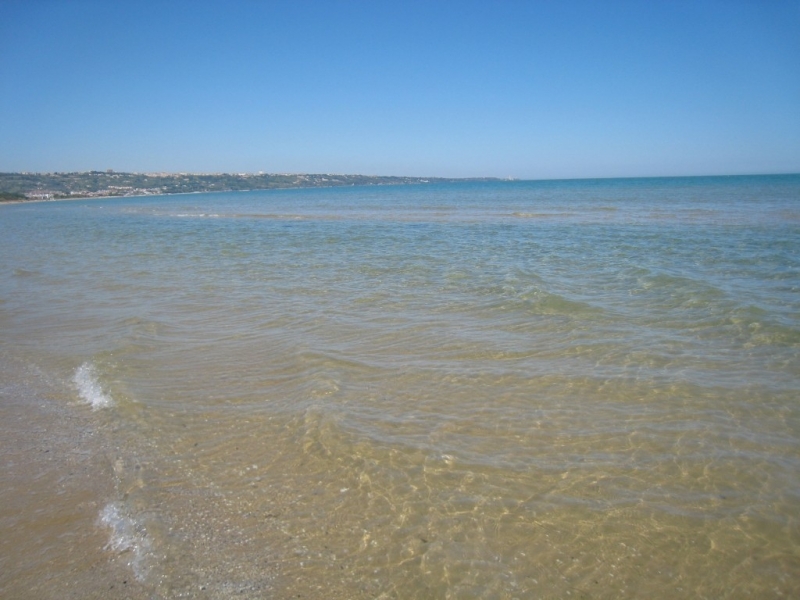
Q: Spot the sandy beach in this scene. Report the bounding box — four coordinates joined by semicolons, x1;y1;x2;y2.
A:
0;356;149;599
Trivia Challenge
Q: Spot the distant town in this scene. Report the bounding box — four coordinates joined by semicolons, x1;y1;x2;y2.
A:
0;171;505;202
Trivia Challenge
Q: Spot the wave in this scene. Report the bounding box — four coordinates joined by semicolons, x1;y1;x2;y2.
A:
99;502;152;581
73;362;113;409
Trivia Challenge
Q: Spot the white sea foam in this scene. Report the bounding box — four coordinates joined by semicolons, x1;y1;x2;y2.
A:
99;502;151;581
73;362;113;408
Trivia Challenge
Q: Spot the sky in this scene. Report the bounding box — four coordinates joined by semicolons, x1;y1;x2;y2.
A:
0;0;798;179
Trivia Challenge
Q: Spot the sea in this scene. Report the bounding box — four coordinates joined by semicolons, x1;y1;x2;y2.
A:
1;175;799;599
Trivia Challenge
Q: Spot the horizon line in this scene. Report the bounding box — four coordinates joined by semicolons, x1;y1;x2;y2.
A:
2;170;798;181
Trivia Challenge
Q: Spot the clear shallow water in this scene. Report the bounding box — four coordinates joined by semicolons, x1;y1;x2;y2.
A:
1;175;799;598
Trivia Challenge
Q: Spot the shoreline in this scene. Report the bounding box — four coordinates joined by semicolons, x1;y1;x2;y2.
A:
0;171;500;206
0;181;445;206
2;173;798;208
0;356;150;598
0;190;211;206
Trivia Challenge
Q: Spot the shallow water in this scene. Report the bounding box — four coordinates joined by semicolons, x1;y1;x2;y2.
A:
1;176;799;598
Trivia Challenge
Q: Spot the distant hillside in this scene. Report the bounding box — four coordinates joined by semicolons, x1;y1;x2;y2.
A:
0;171;501;201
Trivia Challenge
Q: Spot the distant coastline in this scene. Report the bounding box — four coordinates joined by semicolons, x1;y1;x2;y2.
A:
4;171;796;205
0;171;507;203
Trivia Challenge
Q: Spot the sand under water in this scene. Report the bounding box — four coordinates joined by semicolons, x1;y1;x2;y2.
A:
1;176;799;598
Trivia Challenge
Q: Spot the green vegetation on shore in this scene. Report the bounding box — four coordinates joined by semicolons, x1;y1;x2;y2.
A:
0;171;503;201
0;191;26;202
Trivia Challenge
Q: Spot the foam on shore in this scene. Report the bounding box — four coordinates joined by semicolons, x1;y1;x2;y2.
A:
74;362;113;409
99;502;152;582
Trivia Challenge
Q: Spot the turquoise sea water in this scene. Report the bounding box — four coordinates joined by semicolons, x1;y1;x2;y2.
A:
1;175;799;598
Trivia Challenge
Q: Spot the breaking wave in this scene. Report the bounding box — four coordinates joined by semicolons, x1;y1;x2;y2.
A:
73;362;113;409
99;502;151;581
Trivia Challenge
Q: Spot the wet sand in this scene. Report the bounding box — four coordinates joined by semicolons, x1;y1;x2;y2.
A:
0;357;149;599
0;356;365;599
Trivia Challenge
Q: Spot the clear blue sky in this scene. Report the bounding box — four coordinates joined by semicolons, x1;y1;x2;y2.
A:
1;0;798;179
